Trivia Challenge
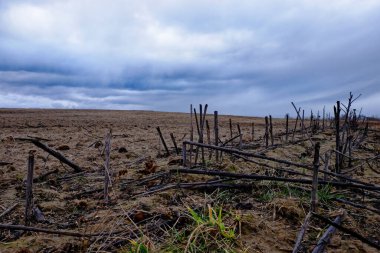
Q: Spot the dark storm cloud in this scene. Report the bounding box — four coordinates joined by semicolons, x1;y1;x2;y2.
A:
0;0;379;116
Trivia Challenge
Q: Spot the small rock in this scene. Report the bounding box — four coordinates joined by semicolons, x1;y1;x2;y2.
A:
57;145;70;151
118;147;128;153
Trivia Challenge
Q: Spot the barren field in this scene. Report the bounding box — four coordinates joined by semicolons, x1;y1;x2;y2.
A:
0;108;379;253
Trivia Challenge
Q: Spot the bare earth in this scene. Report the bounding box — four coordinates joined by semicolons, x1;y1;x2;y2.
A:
0;109;379;252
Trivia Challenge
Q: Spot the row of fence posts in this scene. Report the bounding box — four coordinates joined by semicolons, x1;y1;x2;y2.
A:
153;92;365;171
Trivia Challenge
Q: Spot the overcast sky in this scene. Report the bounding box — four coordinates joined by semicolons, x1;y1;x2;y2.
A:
0;0;379;117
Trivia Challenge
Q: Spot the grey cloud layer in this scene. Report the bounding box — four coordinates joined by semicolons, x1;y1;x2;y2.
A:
0;0;379;116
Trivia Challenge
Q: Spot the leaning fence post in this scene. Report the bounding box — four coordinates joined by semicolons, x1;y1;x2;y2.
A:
237;123;242;149
170;133;179;155
193;107;201;164
292;107;301;141
25;153;34;226
199;104;206;164
156;126;170;156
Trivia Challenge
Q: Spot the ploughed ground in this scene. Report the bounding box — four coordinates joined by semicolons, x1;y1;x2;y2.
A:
0;109;379;252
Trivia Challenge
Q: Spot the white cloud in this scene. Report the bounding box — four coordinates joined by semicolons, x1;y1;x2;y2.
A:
0;0;379;116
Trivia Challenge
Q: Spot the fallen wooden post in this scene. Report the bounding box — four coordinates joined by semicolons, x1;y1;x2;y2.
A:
334;198;380;215
0;161;12;166
292;212;312;253
312;212;380;250
183;141;373;187
26;135;51;142
221;134;242;147
311;214;344;253
0;223;94;237
27;139;82;172
233;153;311;178
170;168;380;191
184;140;312;169
33;168;59;183
134;179;236;197
0;203;18;220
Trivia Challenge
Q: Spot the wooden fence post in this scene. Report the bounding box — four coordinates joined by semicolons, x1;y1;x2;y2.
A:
334;101;341;173
311;142;320;212
214;111;219;162
25;153;34;226
190;104;193;167
269;115;274;146
285;114;289;142
265;116;269;148
206;120;212;159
